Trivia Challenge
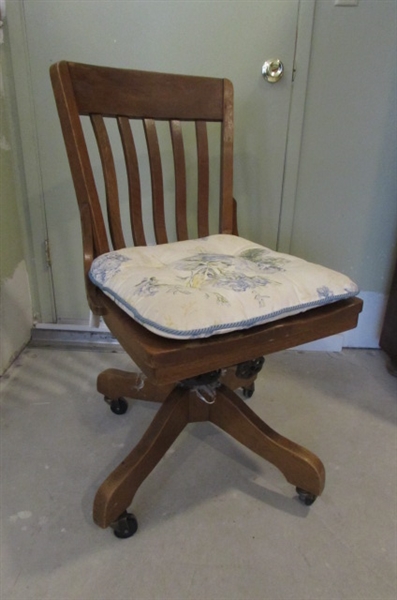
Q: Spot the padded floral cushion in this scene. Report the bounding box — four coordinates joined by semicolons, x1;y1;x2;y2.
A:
89;234;359;339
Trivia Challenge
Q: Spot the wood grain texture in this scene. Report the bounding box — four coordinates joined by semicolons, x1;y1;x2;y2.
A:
117;116;146;246
196;121;210;237
219;79;234;234
51;61;236;253
212;385;325;495
93;383;325;528
91;114;125;250
50;61;364;533
93;387;189;527
50;62;109;257
100;291;363;386
144;118;168;244
68;62;225;120
170;120;188;241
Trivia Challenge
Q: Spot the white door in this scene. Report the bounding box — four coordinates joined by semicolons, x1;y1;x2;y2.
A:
9;0;314;323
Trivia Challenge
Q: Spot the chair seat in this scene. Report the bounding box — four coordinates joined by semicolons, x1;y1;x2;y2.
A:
89;234;359;339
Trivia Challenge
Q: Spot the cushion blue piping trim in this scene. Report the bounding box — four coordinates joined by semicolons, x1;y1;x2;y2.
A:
89;272;358;339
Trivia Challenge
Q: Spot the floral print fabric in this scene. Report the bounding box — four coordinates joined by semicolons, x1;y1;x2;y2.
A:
89;235;359;339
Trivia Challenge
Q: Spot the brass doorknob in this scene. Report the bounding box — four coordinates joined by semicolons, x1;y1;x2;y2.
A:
262;59;284;83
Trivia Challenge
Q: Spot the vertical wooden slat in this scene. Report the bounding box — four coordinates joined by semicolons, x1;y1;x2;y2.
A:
170;120;188;241
50;62;109;257
219;79;234;234
196;121;210;237
143;119;168;244
117;117;146;246
232;198;239;236
91;114;126;249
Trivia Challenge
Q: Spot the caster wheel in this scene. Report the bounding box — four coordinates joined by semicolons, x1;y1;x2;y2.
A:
242;384;255;399
106;397;128;415
296;487;316;506
111;511;138;539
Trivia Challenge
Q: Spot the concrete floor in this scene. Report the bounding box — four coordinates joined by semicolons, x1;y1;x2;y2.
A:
0;346;396;600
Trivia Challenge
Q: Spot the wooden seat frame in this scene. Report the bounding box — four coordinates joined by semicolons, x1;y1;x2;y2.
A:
50;61;363;535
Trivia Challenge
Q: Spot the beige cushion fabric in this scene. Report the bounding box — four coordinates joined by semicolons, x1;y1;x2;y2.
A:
89;235;359;339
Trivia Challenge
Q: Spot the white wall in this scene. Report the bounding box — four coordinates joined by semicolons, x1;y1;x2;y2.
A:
0;30;32;374
289;0;397;347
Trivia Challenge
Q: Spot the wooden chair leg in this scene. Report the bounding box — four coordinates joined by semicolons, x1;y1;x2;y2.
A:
210;384;325;497
97;368;175;403
94;378;324;533
93;386;190;528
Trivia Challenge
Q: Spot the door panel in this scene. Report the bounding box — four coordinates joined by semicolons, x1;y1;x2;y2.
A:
14;0;301;322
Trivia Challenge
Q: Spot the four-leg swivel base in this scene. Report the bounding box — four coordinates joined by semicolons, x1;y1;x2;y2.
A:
94;365;325;538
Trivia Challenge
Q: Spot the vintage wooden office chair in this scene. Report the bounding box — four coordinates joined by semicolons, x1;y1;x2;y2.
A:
50;61;362;538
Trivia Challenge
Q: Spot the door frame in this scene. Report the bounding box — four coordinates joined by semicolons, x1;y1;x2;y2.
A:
7;0;316;324
6;0;56;322
277;0;316;254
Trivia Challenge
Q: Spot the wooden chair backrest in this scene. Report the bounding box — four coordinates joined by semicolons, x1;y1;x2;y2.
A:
50;61;235;262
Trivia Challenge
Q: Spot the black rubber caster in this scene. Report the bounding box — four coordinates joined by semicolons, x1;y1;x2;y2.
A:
111;511;138;539
296;487;317;506
236;357;265;379
105;397;128;415
242;384;255;398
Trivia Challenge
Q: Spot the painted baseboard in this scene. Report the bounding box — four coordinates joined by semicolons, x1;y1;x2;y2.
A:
342;291;386;348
